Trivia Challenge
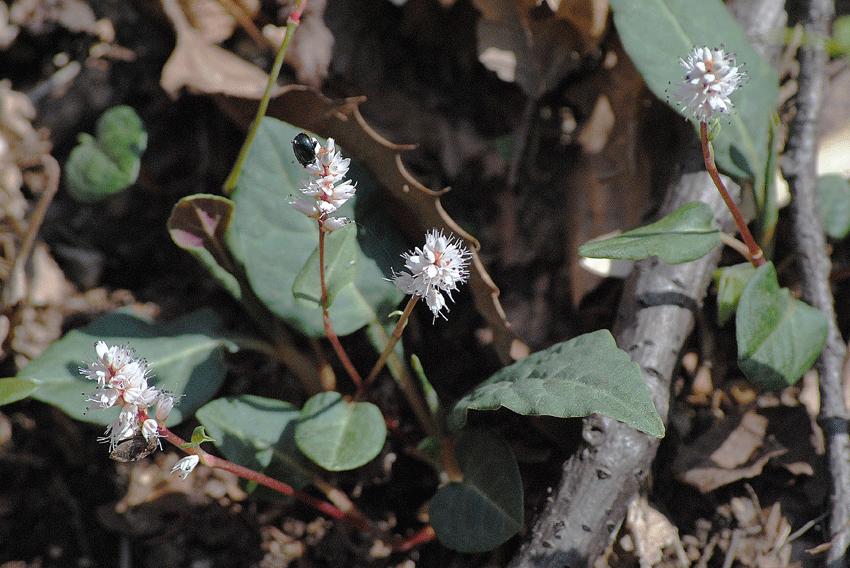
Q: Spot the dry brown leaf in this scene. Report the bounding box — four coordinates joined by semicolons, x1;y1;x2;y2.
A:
9;0;98;35
624;495;689;568
0;2;18;49
561;40;656;304
160;0;282;99
282;12;334;89
29;243;73;306
554;0;609;53
576;94;614;153
473;0;585;97
178;0;259;44
214;86;522;364
673;409;787;493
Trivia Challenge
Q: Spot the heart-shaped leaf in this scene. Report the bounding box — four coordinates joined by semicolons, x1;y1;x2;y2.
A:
714;262;756;326
228;118;405;336
737;262;828;389
294;391;387;471
578;202;720;265
451;330;664;438
293;223;358;309
65;106;147;202
168;194;241;298
9;309;228;426
429;428;523;552
818;174;850;239
609;0;778;185
197;395;316;491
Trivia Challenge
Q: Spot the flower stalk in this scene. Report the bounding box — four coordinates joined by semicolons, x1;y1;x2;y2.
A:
223;0;309;194
700;122;765;267
673;46;765;268
157;427;394;544
319;229;364;389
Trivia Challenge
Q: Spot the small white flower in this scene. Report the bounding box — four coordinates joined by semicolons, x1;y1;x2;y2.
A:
290;136;355;232
672;46;744;123
392;230;472;319
81;342;164;453
141;418;160;442
172;455;200;479
291;196;321;218
156;394;175;423
321;216;351;232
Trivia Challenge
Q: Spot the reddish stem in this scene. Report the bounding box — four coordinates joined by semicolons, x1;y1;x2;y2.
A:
700;121;765;267
318;225;364;389
362;295;418;392
159;427;393;543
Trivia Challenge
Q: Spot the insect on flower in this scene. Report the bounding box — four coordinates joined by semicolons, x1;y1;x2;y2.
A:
292;132;318;168
110;434;158;462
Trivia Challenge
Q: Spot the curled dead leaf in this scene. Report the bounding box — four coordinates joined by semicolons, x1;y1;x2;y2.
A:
160;0;283;99
179;0;259;44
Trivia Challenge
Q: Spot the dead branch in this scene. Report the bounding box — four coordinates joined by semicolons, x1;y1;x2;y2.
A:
507;136;737;568
780;0;850;565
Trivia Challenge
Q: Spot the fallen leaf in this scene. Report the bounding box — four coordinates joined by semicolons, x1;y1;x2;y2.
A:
179;0;259;44
160;0;282;99
473;0;585;97
674;409;787;493
282;4;334;89
554;0;609;53
624;495;689;568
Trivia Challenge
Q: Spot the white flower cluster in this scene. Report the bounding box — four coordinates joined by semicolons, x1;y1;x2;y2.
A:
673;46;744;123
290;136;356;232
81;342;174;457
393;229;472;319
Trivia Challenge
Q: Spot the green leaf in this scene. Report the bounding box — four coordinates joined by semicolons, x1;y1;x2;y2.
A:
65;106;147;202
818;174;850;239
0;376;39;405
197;395;315;491
294;391;387;471
168;194;241;299
13;309;228;425
411;353;441;418
578;202;720;264
828;15;850;57
429;428;523;552
737;262;828;389
609;0;778;184
755;113;781;244
182;425;216;449
451;330;664;437
714;262;756;326
228;119;405;336
293;223;358;308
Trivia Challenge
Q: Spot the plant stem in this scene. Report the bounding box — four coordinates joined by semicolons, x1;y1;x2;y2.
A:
359;296;440;437
159;427;393;544
222;0;308;194
318;227;363;389
3;155;60;309
364;296;417;388
700;121;765;268
718;233;754;263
